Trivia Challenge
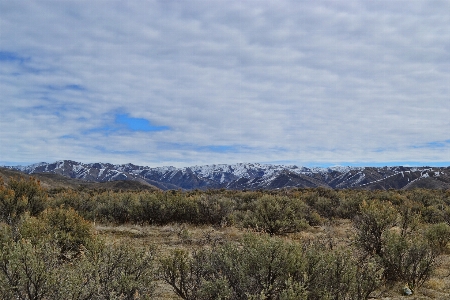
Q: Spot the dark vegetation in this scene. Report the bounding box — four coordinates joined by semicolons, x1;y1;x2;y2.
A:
1;175;450;299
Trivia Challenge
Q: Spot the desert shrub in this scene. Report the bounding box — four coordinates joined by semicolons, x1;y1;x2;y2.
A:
136;192;200;225
381;231;437;288
161;234;382;300
166;193;199;224
279;278;308;300
407;189;443;209
51;190;98;220
136;192;163;224
7;176;48;217
16;214;48;244
88;191;204;225
0;206;156;300
442;206;450;226
0;177;47;226
196;194;236;225
12;208;95;258
424;222;450;254
0;180;23;225
354;199;439;288
242;195;309;235
0;237;156;300
303;242;382;300
305;210;323;226
94;192;141;223
197;277;234;300
54;252;101;299
422;205;446;224
39;207;95;257
237;191;264;204
314;196;339;219
223;234;305;298
159;248;224;300
89;242;156;299
396;199;422;236
302;191;340;219
335;191;366;219
0;239;60;300
160;234;306;300
354;200;398;256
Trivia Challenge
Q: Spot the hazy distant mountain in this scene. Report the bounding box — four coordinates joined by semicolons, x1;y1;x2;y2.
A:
5;160;450;190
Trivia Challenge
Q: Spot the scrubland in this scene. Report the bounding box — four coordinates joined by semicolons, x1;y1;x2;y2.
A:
1;176;450;299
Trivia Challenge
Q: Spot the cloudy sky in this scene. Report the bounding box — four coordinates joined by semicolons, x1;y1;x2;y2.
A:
1;1;449;168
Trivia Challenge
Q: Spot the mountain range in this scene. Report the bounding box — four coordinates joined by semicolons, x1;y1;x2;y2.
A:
3;160;450;191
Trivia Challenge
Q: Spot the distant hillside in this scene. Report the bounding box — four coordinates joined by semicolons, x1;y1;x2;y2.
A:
0;167;159;191
4;161;450;191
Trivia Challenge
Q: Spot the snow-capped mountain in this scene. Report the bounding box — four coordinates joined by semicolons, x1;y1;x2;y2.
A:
7;160;450;190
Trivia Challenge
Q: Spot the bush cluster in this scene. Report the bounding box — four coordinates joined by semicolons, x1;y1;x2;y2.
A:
48;186;450;232
52;190;237;226
160;234;382;300
353;199;441;289
0;177;156;299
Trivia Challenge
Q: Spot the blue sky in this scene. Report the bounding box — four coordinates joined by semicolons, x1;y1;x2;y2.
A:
0;0;449;168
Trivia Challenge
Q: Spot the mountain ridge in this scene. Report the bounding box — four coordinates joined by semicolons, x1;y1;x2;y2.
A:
5;160;450;191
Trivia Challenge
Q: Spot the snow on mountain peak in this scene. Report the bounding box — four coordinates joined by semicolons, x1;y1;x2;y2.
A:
4;160;448;191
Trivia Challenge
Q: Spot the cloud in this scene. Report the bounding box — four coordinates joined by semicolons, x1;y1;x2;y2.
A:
46;84;86;91
0;0;449;167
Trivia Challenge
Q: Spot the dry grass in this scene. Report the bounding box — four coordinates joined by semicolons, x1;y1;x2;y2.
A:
95;220;450;300
96;223;244;252
96;223;250;299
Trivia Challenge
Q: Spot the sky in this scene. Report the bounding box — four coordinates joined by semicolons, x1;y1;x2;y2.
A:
1;0;449;168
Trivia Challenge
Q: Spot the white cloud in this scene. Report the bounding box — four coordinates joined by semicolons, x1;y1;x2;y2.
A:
0;0;449;167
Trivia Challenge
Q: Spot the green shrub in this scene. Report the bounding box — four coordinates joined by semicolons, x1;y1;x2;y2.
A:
313;196;338;219
242;195;309;235
228;234;305;298
381;231;437;288
196;194;236;225
159;248;231;300
354;200;398;256
279;278;308;300
95;192;141;223
0;238;156;300
160;234;306;300
353;199;439;288
303;188;340;219
305;210;323;226
335;192;366;219
51;189;99;221
303;242;382;300
90;242;156;299
408;189;442;207
422;205;445;224
39;207;95;257
396;199;422;236
0;239;60;300
425;222;450;254
160;234;381;300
